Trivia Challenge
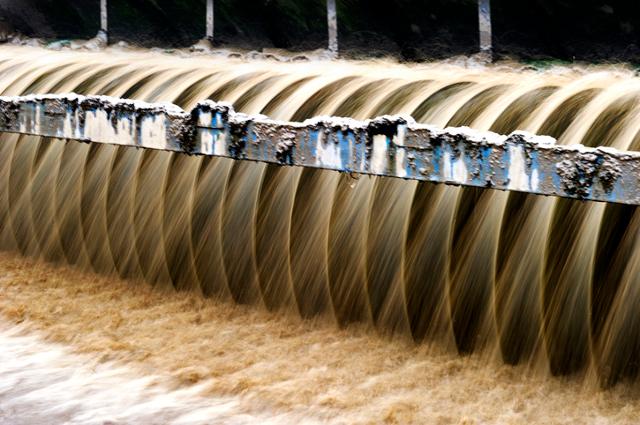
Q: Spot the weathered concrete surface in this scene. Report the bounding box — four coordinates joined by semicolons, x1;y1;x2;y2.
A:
0;93;638;205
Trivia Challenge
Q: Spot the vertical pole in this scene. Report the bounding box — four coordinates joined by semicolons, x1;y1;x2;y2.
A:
327;0;338;56
99;0;108;42
206;0;214;42
478;0;492;58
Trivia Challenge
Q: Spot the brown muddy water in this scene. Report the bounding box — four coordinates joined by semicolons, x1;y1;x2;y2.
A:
1;251;640;424
0;325;295;425
1;45;640;423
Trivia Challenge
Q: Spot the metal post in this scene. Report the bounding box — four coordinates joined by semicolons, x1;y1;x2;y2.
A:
327;0;338;57
206;0;214;42
98;0;108;43
478;0;492;58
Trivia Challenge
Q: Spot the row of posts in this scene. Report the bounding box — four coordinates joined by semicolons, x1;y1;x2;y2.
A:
97;0;493;59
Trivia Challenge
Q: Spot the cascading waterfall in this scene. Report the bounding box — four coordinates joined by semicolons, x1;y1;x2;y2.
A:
2;46;640;389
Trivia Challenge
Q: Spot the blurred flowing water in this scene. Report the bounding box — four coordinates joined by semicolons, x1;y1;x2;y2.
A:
0;323;318;425
2;45;640;423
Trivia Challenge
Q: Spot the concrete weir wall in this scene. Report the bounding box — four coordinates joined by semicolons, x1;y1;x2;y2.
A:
0;93;638;206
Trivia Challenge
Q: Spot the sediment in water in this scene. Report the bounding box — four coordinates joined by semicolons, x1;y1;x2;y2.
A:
1;45;640;388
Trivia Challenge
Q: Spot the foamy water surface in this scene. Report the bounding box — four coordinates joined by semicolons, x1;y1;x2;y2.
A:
0;324;317;425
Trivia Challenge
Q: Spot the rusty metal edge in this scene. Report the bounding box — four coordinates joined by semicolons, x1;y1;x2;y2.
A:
0;93;639;205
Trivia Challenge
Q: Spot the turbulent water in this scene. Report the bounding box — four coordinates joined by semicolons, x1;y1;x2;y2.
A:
2;250;640;424
0;323;302;425
1;45;640;421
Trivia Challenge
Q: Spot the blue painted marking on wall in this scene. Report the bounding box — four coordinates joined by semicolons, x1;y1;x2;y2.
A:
338;131;351;171
213;111;224;128
309;130;319;160
432;144;441;178
528;150;540;182
501;146;511;187
480;145;492;183
607;180;623;203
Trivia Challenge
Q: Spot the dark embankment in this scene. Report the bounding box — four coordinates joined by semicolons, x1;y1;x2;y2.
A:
1;0;640;63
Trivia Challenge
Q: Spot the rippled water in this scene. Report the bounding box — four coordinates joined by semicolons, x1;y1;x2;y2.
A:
0;323;320;425
2;44;640;422
1;252;640;424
